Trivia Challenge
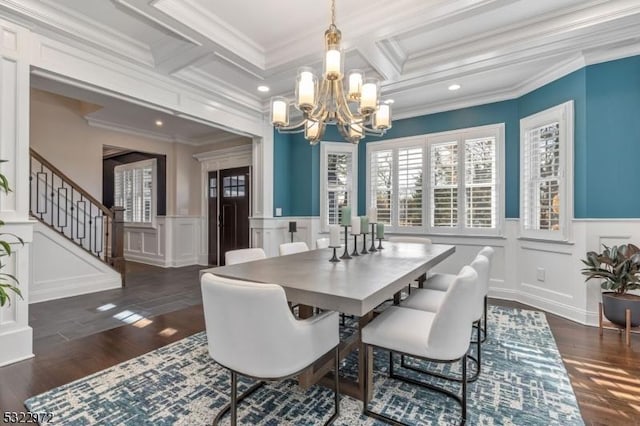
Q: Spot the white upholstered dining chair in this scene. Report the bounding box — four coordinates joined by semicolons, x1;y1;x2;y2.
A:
401;253;490;381
279;241;309;256
361;266;478;425
225;248;266;265
201;273;340;425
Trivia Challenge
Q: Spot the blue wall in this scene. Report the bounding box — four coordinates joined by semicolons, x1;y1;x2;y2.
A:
585;56;640;218
272;55;640;219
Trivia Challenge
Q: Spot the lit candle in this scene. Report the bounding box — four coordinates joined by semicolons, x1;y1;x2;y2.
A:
368;207;378;223
297;71;315;108
351;217;361;235
325;49;341;79
376;223;385;239
329;225;341;247
340;206;351;226
271;98;288;126
348;70;363;98
374;104;391;129
360;79;378;112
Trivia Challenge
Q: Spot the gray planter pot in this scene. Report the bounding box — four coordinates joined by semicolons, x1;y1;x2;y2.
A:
602;292;640;327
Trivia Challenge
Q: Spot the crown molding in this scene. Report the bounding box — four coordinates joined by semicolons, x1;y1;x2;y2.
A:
172;66;263;115
85;117;199;146
0;0;154;67
514;55;586;97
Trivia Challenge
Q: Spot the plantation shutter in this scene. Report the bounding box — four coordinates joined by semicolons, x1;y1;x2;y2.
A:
430;141;458;228
397;147;423;227
114;160;155;224
464;137;496;228
523;122;561;231
326;152;352;226
370;149;393;225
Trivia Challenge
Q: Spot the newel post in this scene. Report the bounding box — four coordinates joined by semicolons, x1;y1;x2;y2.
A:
110;206;126;286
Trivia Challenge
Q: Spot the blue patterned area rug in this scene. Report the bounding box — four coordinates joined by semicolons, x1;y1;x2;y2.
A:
25;306;584;425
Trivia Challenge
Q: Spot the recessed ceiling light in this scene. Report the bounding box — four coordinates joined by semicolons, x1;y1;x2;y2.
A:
448;84;461;91
155;119;163;127
257;85;270;92
383;99;395;104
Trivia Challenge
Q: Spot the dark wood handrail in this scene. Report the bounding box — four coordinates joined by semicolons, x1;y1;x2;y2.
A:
29;148;113;218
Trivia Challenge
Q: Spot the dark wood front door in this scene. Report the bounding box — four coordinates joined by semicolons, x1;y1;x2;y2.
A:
208;166;251;266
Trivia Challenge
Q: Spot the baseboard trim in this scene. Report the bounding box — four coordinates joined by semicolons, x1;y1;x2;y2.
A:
0;326;34;367
31;275;122;303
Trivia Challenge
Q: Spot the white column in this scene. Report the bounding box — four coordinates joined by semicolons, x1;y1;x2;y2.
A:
0;19;34;366
251;118;274;219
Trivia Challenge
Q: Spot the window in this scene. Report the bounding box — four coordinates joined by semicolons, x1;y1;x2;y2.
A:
520;101;573;241
367;124;504;235
320;142;357;231
114;159;157;225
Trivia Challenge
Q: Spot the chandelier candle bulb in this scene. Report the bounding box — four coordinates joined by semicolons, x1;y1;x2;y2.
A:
351;217;361;235
368;207;377;223
374;104;391;129
325;49;342;79
296;69;316;109
329;225;341;247
348;70;363;99
360;79;379;113
271;97;289;126
305;120;321;141
349;122;363;141
340;206;351;226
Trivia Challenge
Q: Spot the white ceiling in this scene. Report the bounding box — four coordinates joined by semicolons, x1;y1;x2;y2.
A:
8;0;640;130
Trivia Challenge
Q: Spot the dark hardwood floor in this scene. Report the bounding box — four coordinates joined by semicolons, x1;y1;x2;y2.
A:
1;264;638;425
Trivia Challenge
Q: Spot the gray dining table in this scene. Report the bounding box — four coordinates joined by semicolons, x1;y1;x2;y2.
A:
201;242;455;400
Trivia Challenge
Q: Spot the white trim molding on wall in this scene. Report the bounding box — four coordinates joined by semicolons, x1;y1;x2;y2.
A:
319;141;358;233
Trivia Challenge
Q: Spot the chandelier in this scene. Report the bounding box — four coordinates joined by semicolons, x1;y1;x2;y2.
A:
270;0;392;145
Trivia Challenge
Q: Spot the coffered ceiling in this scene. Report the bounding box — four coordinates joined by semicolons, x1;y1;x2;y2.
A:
4;0;640;124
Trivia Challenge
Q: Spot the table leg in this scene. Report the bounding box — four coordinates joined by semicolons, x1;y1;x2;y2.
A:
359;312;374;400
298;304;315;319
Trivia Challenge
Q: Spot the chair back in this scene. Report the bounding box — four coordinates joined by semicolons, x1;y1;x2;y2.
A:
478;246;494;263
426;265;478;360
388;236;432;245
469;255;490;320
201;273;309;378
225;248;266;265
279;241;309;256
316;238;330;249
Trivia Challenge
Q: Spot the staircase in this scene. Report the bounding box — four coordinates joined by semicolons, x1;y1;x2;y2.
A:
29;148;126;285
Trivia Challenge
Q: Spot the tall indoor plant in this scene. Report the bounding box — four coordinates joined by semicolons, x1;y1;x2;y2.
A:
581;243;640;327
0;160;23;307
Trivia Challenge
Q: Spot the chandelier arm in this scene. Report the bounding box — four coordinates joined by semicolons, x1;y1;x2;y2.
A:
308;78;330;121
333;80;357;125
275;117;307;132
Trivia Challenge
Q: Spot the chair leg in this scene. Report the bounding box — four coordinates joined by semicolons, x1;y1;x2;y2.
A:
325;346;340;425
482;296;488;343
230;371;237;426
461;354;467;424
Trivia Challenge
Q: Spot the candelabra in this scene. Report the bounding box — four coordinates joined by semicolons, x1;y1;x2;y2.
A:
340;226;351;259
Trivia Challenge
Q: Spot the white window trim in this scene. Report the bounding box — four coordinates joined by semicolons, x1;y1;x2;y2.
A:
320;141;357;233
519;101;574;242
114;158;157;228
366;124;505;237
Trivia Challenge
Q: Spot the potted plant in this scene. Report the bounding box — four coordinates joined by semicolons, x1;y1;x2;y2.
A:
581;243;640;327
0;160;23;307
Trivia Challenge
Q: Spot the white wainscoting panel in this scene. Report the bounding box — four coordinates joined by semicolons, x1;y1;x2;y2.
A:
124;216;203;267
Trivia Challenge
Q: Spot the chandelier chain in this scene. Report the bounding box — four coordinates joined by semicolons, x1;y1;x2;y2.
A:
330;0;336;27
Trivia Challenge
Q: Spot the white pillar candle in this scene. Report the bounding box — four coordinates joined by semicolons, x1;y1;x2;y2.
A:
368;207;378;223
329;225;341;247
350;217;361;235
360;216;369;233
